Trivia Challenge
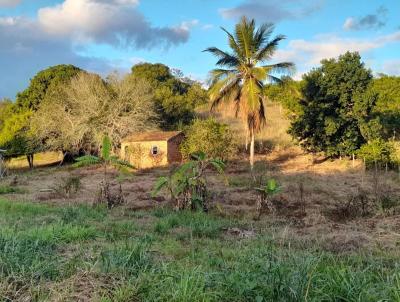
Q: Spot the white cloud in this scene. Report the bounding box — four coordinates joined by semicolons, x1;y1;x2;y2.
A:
0;0;21;7
37;0;190;49
273;31;400;78
0;0;196;98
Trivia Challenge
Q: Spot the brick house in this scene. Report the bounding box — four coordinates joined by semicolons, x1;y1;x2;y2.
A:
121;131;184;169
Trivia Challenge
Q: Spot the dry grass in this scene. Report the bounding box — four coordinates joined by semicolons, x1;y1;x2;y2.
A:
6;151;63;169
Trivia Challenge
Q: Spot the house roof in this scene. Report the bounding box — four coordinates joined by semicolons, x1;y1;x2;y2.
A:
122;131;183;142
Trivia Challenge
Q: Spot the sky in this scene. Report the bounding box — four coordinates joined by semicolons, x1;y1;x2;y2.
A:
0;0;399;99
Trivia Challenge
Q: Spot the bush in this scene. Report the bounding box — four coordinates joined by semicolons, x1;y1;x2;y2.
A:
357;139;395;168
180;118;237;160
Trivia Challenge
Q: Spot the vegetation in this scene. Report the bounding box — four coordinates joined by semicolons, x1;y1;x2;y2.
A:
289;52;375;157
74;135;132;208
205;17;294;169
0;198;399;301
131;63;208;129
180;118;237;160
31;72;158;155
153;152;226;211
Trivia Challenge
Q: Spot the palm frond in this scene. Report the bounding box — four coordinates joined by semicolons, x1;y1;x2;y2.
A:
253;23;274;52
221;27;245;61
263;62;295;75
209;76;241;110
255;35;286;62
203;47;240;67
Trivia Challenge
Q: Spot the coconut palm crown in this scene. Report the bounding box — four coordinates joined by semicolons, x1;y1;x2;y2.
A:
204;17;295;169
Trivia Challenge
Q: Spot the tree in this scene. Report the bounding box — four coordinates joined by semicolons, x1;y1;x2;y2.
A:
264;77;303;118
31;72;158;155
289;52;374;157
371;75;400;139
16;64;82;110
131;63;208;129
0;65;82;168
204;17;294;169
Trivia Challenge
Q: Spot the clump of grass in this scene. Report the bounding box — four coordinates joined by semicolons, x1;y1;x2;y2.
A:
0;185;22;194
99;239;152;277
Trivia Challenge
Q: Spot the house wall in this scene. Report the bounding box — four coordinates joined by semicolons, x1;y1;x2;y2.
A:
167;134;184;163
121;140;168;169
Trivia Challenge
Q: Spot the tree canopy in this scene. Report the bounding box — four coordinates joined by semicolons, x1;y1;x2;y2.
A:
131;63;208;129
289;52;375;157
32;72;158;154
16;64;82;110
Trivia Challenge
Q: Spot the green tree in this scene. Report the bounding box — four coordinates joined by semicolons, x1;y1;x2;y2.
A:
289;52;374;157
264;77;303;117
131;63;208;129
371;75;400;139
16;64;82;110
204;17;294;169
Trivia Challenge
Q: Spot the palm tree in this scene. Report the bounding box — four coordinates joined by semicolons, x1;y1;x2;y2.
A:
204;17;294;170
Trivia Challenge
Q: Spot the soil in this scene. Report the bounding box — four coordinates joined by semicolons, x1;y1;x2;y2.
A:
2;146;400;253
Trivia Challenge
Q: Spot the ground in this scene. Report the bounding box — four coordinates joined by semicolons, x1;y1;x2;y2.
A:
1;102;400;301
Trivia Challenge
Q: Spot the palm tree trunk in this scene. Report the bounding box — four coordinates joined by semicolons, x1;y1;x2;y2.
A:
250;129;255;170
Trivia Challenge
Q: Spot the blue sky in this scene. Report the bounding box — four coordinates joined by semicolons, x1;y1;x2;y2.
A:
0;0;399;99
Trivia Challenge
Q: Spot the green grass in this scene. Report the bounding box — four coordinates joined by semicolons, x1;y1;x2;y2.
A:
0;198;399;301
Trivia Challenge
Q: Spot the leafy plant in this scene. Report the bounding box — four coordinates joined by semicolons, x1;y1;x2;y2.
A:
180;118;237;161
73;135;133;208
152;151;226;211
254;178;282;219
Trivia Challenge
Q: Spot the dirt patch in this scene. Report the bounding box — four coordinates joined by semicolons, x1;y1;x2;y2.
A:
3;148;400;251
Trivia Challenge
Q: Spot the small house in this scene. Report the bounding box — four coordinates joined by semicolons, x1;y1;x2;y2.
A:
121;131;184;169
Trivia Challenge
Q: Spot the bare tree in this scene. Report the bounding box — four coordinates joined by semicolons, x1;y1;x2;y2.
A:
31;72;159;155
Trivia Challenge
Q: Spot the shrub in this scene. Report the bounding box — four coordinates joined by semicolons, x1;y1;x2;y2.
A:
357;139;394;169
180;118;237;160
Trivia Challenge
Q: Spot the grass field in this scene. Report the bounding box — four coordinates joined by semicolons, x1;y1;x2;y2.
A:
0;198;399;301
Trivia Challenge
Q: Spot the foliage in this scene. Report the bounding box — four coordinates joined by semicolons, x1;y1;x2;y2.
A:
74;135;133;208
357;139;395;168
15;64;82;110
0;198;399;301
264;77;303;117
254;178;282;218
0;65;81;165
152;152;226;211
131;63;208;129
371;75;400;139
32;72;158;153
180;118;237;161
289;52;374;157
205;17;294;169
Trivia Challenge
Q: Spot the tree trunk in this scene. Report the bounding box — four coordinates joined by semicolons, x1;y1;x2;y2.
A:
245;129;249;151
250;129;255;171
26;154;34;169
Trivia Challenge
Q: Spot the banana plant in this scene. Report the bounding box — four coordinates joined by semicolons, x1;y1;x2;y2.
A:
73;135;133;208
255;178;282;219
152;151;226;211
